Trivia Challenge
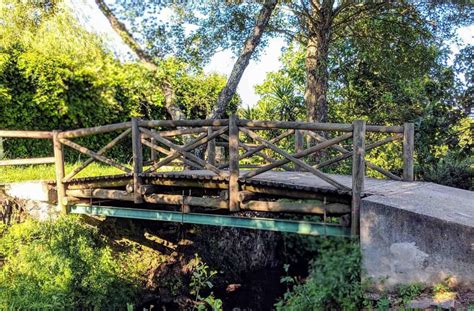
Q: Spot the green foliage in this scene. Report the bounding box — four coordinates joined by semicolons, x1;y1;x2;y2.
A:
0;216;137;309
397;283;423;306
421;150;473;190
275;239;364;311
189;254;222;311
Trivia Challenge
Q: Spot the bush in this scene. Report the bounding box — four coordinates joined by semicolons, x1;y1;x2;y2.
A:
275;239;364;311
420;152;473;190
0;216;137;309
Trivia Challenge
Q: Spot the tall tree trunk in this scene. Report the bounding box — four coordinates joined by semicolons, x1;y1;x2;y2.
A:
95;0;185;121
304;2;333;124
304;0;333;163
210;0;277;119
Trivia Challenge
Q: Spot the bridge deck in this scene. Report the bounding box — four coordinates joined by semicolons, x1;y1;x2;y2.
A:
65;170;422;198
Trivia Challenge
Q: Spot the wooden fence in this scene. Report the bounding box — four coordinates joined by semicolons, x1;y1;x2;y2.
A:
0;117;414;236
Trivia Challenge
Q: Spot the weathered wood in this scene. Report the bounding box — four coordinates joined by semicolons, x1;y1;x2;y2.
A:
65;178;131;190
295;129;304;171
140;127;226;176
219;130;294;169
220;133;293;171
159;127;208;137
60;138;131;173
241;200;350;215
150;129;157;162
314;134;402;170
242;133;352;179
307;130;402;181
351;120;366;236
58;122;131;139
241;127;351;191
228;114;240;211
144;193;228;209
403;122;414;181
141;137;203;170
0;130;53;139
63;128;131;182
207;127;216;166
147;178;229;189
132;118;144;203
143;127;227;173
139;119;229;128
0;157;55;166
238;191;258;202
53;131;67;214
240;184;350;203
238;119;403;133
67;188;134;201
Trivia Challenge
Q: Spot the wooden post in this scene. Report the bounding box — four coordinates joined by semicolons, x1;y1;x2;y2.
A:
351;120;366;236
403;122;414;181
0;137;4;159
150;129;157;162
131;117;143;203
295;129;304;171
207;127;216;166
53;131;67;214
228;114;240;212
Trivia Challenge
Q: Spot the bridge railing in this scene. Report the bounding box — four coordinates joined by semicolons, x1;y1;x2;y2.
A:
0;117;414;236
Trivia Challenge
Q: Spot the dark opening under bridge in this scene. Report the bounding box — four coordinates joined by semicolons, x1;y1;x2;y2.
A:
0;117;416;238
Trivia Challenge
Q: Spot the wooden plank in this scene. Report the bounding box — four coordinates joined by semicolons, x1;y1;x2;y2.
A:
139;119;229;128
132;118;144;203
240;184;350;203
140;127;226;176
144;193;228;209
207;127;216;166
66;188;134;201
0;157;55;166
0;130;53;139
58;122;131;139
403;122;414;181
240;200;350;215
351;120;366;236
63;128;131;182
59;138;131;173
53;131;67;214
242;133;352;180
240;127;351;191
228;114;240;211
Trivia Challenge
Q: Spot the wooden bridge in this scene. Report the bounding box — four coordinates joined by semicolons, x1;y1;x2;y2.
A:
0;116;415;237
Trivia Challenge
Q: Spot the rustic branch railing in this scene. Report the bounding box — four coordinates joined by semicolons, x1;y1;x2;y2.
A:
0;117;414;236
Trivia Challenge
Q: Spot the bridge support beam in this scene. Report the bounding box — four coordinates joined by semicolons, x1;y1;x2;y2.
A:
53;130;67;214
70;204;351;237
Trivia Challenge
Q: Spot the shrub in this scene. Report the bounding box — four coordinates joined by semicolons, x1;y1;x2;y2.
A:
420;152;473;190
275;239;364;311
0;216;137;309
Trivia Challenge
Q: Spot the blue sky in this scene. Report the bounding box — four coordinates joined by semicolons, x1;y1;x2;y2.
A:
68;0;473;108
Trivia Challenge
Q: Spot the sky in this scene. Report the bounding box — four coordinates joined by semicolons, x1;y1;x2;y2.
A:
68;0;473;108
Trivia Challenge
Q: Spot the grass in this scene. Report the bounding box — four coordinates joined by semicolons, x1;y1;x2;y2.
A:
0;163;124;183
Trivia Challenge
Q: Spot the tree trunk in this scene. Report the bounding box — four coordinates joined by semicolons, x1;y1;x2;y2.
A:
304;0;333;163
95;0;185;121
304;4;333;124
210;0;277;119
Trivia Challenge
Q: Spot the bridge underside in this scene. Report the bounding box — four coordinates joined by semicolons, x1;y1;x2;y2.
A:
55;170;413;237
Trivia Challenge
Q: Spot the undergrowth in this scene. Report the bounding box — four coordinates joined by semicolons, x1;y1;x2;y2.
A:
275;238;365;311
0;216;139;309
